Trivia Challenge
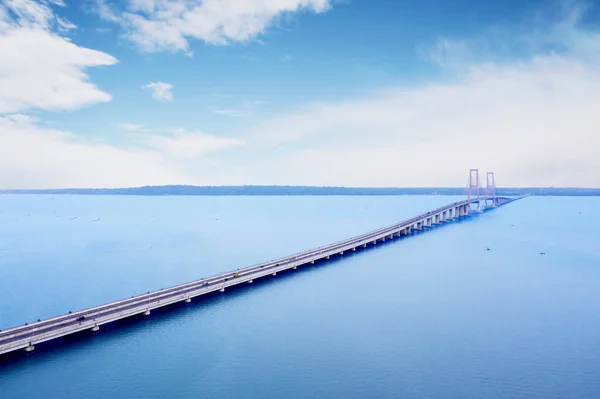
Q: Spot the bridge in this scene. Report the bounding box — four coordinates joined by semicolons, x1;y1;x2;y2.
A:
0;170;524;357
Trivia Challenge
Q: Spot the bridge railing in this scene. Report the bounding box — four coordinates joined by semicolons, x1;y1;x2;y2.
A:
0;197;493;341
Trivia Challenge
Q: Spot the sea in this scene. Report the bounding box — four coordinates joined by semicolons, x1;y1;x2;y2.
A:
0;195;599;398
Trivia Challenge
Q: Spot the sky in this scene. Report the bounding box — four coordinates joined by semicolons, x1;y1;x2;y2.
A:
0;0;599;189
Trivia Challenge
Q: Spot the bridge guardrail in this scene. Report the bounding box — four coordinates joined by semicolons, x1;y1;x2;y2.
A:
1;198;497;355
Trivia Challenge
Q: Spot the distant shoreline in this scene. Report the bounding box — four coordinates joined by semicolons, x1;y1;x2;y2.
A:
1;186;599;196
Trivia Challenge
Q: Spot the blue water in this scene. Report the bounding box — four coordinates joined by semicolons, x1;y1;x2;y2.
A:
1;195;599;398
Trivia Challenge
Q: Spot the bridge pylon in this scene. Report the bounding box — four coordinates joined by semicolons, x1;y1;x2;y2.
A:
484;172;497;207
466;169;481;212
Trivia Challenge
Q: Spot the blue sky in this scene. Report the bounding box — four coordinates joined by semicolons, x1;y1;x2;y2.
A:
1;0;599;188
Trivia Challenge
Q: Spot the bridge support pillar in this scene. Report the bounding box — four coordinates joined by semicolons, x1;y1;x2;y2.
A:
219;287;225;293
434;215;440;225
185;298;191;303
352;247;356;251
416;222;423;230
442;212;447;222
340;251;344;255
363;243;367;248
248;279;253;283
144;309;151;316
326;255;330;259
91;324;100;332
272;272;277;276
25;344;35;352
293;266;297;269
310;260;315;264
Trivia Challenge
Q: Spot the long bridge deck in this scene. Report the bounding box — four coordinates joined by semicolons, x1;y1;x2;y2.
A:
0;195;522;356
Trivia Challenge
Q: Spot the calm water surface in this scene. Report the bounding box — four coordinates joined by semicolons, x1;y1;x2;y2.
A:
0;195;599;398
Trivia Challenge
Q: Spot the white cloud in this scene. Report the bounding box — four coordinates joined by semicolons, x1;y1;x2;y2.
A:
207;99;269;117
231;9;600;188
0;0;117;114
93;0;120;23
142;128;244;158
128;0;155;13
208;106;250;118
56;16;76;32
0;115;188;189
0;116;244;188
118;122;143;131
95;0;333;53
241;58;600;187
3;1;599;189
142;81;173;102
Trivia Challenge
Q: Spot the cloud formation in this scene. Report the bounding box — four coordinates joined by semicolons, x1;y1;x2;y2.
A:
230;6;600;188
0;2;243;189
2;1;599;189
0;115;187;188
142;81;173;102
95;0;332;53
0;116;244;188
0;0;117;114
118;122;143;131
142;128;244;158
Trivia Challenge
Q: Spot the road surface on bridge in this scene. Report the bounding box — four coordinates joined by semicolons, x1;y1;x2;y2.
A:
0;195;522;356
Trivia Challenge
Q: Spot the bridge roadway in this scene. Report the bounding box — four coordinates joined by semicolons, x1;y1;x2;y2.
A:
0;196;519;356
